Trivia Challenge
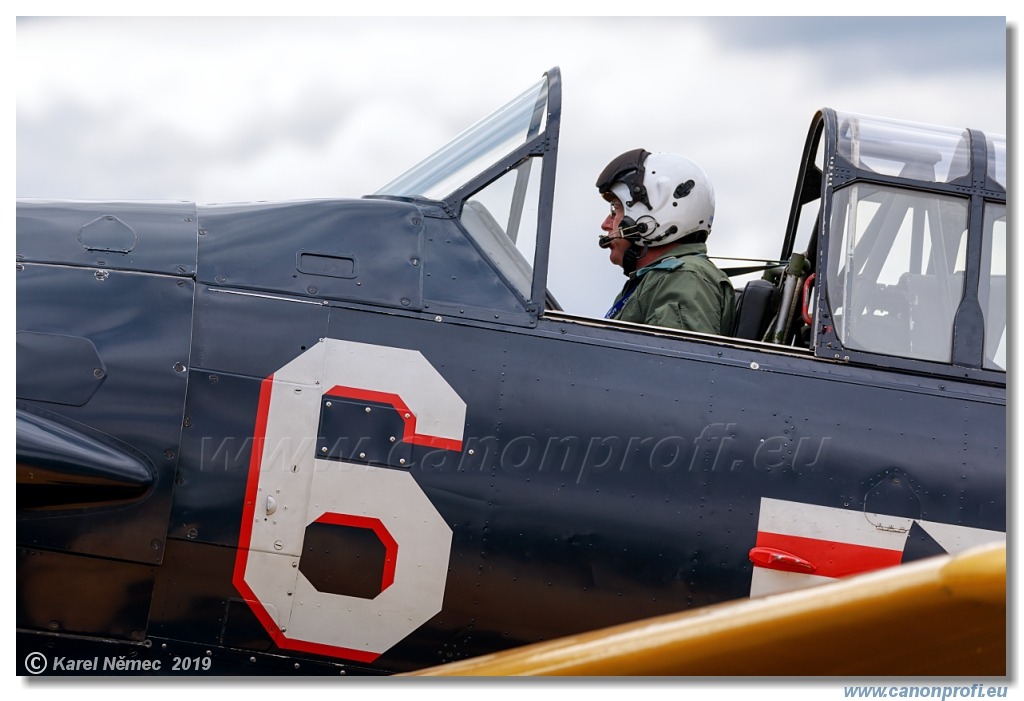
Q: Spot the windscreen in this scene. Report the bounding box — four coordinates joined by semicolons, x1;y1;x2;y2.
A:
375;79;548;201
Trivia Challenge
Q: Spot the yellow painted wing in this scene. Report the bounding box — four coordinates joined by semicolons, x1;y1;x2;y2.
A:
406;542;1005;676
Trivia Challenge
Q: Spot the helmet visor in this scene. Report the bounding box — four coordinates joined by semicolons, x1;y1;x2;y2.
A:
595;148;650;208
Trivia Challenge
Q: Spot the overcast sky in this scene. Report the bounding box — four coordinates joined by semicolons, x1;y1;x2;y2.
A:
16;15;1010;318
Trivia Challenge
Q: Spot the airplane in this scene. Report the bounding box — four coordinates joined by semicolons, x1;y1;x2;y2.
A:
16;66;1007;676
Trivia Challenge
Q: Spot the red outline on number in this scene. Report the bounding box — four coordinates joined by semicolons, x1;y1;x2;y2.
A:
313;513;398;592
325;384;463;451
233;373;461;664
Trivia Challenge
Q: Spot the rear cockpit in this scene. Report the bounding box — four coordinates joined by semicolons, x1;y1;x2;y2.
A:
751;110;1006;379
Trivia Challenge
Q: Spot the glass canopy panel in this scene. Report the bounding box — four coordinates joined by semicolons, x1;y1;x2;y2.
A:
835;112;972;183
980;203;1007;370
375;79;548;201
986;134;1006;189
458;160;542;299
827;183;969;363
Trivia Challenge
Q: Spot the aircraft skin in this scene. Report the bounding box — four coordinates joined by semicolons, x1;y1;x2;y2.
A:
16;68;1006;675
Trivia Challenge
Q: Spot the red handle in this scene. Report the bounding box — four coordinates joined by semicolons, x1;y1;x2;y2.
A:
749;546;817;573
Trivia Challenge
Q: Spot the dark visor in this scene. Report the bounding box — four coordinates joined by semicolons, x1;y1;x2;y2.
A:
595;148;651;209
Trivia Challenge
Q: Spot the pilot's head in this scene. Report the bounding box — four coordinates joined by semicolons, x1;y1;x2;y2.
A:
596;149;715;273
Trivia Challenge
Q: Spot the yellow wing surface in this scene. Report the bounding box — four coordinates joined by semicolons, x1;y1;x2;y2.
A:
406;542;1005;676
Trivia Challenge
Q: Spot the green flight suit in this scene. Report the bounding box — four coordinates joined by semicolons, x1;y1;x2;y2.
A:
607;242;736;335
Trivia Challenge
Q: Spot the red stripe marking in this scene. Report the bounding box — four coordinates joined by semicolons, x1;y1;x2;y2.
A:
277;637;381;664
753;531;903;579
326;384;463;451
232;375;294;653
314;513;399;592
233;374;275;589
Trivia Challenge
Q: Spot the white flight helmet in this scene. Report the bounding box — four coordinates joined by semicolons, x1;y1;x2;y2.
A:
597;149;715;247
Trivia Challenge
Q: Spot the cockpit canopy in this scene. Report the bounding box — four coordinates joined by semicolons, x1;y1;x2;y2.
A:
370;68;1006;380
788;111;1007;375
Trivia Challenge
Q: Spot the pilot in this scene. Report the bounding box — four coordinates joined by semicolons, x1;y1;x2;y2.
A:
597;149;735;335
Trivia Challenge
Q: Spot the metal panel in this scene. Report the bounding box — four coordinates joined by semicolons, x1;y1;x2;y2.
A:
17;547;155;641
170;370;260;546
197;199;424;310
16;263;193;564
317;396;412;468
190;285;329;379
420;215;531;322
16;332;106;406
17;200;197;276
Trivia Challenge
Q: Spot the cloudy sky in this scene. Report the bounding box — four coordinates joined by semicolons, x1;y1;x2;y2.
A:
16;15;1010;318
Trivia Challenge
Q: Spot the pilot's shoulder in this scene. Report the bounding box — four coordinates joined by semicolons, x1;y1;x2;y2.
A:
644;254;717;278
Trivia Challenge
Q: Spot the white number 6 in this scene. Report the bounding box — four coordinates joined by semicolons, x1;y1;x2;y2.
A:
233;339;466;662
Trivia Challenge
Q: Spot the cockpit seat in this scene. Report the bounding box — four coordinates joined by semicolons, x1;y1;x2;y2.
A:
733;279;778;341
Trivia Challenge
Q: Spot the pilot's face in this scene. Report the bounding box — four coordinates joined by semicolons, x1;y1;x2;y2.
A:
601;197;630;268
